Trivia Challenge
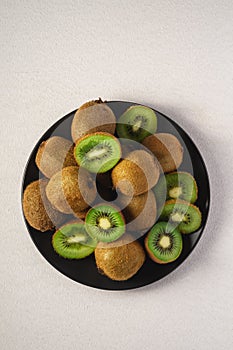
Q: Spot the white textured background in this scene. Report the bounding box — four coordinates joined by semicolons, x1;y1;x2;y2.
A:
1;1;233;349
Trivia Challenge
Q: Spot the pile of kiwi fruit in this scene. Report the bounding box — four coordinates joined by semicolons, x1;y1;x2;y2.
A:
23;99;202;282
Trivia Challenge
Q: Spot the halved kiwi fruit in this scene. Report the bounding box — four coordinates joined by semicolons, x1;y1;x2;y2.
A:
160;199;202;234
23;179;65;231
71;99;116;142
74;132;121;173
145;222;183;264
52;221;96;259
85;204;125;242
142;133;183;173
35;136;77;178
112;150;160;196
95;234;146;281
116;105;157;142
46;166;96;214
154;172;198;204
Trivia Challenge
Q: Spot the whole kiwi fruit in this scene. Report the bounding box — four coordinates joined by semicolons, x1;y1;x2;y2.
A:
94;234;146;281
71;99;116;142
35;136;77;178
23;179;65;231
117;190;157;234
111;150;160;196
142;133;183;173
46;166;96;215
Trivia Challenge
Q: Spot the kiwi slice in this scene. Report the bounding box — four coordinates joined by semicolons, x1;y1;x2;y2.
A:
160;199;202;234
116;105;157;142
154;172;198;204
52;221;96;259
74;132;121;173
95;234;146;281
145;222;183;264
85;204;125;242
71;99;116;142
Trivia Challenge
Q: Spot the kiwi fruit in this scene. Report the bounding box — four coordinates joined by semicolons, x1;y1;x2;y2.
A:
94;234;146;281
74;132;121;173
142;133;183;173
117;190;157;234
52;221;96;259
73;207;90;220
35;136;77;178
154;172;198;205
160;199;202;234
116;105;157;142
46;166;96;215
71;99;116;142
23;179;65;231
111;150;160;196
85;204;125;242
145;222;183;264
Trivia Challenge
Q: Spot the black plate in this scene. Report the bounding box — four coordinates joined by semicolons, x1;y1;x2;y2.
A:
21;101;210;290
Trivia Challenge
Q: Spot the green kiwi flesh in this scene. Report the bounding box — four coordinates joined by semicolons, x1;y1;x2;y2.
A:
52;221;96;259
74;132;121;173
145;222;183;264
116;105;157;142
160;199;202;234
154;172;198;204
85;204;125;242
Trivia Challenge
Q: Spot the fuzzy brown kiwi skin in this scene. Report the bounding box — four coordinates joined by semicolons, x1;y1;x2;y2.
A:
78;98;104;111
118;190;157;233
94;235;146;281
142;133;184;173
71;99;116;142
22;179;65;232
111;150;160;196
46;166;96;214
73;207;90;220
35;136;77;178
